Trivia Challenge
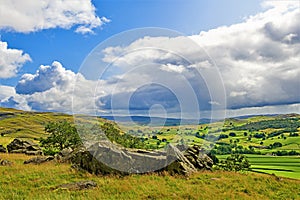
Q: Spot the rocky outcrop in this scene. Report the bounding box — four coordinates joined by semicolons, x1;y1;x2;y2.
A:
66;141;213;176
55;180;97;190
7;138;42;155
163;144;197;175
0;145;6;153
184;145;213;169
24;156;54;164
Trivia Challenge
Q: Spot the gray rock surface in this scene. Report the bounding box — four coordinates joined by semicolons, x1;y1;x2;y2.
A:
7;138;42;155
66;141;213;176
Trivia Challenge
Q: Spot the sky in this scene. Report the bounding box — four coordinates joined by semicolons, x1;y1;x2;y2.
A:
0;0;299;118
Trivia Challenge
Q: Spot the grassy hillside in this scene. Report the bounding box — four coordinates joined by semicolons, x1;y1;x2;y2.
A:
0;107;73;146
0;107;299;180
0;107;107;146
0;153;299;200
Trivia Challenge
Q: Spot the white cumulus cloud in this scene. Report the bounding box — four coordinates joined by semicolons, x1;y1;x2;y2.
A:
0;40;31;78
102;1;300;111
14;61;98;113
0;0;109;34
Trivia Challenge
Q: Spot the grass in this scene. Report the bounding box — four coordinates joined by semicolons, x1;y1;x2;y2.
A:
0;153;300;200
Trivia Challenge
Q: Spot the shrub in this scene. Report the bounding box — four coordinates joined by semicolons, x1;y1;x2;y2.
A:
217;154;250;171
101;122;146;149
270;142;282;149
289;133;299;137
219;134;229;139
253;133;265;138
229;132;236;137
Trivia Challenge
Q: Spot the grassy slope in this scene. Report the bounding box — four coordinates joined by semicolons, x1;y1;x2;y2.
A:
0;107;74;146
0;107;107;146
0;153;300;200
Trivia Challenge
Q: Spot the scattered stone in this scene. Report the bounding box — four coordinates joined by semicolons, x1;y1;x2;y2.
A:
25;150;43;156
55;180;97;190
24;156;54;164
60;147;73;157
0;159;13;166
7;138;42;155
0;145;6;153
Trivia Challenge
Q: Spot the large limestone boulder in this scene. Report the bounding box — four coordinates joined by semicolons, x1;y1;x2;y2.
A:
66;141;213;176
7;138;42;155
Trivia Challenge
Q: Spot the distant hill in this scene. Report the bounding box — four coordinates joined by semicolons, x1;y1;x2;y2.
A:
0;107;299;149
100;115;213;126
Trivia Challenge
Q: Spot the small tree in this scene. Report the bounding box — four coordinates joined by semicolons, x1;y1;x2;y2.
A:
40;121;82;154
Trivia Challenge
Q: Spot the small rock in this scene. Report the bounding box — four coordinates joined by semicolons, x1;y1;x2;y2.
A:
24;156;54;164
0;159;13;166
25;150;43;156
56;180;97;190
60;147;73;157
0;145;6;153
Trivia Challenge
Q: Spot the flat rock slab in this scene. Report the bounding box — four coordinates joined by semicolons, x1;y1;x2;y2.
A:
55;181;97;190
24;156;54;164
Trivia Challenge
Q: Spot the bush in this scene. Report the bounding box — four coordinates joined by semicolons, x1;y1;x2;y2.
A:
42;147;60;156
216;154;250;171
229;132;236;137
270;142;282;149
289;133;299;137
253;133;265;138
101;122;146;149
219;134;229;139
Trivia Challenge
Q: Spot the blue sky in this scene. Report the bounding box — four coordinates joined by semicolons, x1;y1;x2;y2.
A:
0;0;262;86
0;0;299;118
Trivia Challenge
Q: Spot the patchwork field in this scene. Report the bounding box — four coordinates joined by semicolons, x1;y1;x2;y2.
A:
218;155;300;180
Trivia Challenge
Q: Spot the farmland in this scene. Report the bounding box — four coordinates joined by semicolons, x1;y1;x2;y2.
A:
218;155;300;180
